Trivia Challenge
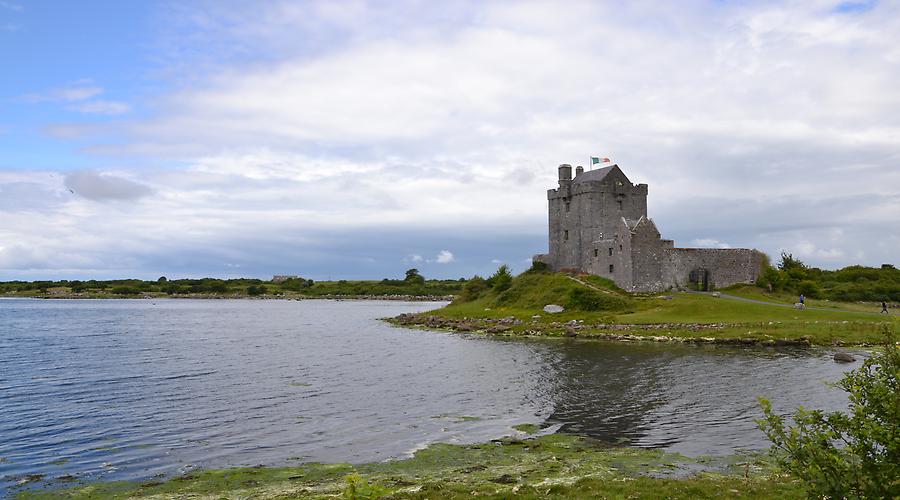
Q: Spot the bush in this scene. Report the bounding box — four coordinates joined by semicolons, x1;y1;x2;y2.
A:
404;268;425;285
247;285;265;296
568;287;628;312
527;260;550;273
796;280;821;299
111;286;141;295
456;276;488;303
758;328;900;499
487;265;513;292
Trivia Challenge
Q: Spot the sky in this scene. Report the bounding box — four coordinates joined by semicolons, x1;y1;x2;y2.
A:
0;0;898;281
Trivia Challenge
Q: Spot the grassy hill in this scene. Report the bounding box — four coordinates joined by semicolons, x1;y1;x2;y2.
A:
404;270;896;346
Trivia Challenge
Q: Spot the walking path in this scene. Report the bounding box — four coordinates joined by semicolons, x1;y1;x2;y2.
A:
692;291;885;316
566;274;888;316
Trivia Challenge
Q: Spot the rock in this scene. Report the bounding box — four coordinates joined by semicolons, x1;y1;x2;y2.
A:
794;303;805;310
833;352;856;363
486;325;511;334
543;304;564;313
712;292;720;297
531;315;541;319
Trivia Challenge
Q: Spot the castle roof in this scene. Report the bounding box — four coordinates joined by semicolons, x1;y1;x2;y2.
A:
573;164;617;184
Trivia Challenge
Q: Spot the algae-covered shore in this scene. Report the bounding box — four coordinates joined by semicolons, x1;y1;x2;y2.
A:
17;434;804;499
388;271;896;347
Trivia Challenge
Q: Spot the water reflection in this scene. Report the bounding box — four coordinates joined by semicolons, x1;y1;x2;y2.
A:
531;339;853;455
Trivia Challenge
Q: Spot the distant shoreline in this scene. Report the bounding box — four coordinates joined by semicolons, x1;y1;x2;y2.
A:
2;292;453;302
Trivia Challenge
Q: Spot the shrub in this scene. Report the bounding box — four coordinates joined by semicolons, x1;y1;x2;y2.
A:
111;286;141;295
404;268;425;285
487;265;513;292
281;277;311;292
568;287;628;312
527;261;550;273
758;328;900;499
796;280;821;299
456;276;488;303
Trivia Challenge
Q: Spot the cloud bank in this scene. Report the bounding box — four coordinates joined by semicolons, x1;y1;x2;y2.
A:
1;0;898;279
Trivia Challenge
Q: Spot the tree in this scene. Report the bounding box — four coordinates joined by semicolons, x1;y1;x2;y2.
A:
778;251;807;271
157;276;168;283
757;328;900;499
487;265;513;292
404;268;425;284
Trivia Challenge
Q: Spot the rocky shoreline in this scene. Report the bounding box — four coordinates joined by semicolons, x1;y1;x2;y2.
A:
388;313;864;347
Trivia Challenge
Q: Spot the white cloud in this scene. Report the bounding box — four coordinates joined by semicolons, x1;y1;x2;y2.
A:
0;1;22;11
409;254;423;262
68;100;131;115
64;170;153;201
24;85;104;102
4;0;900;278
690;239;732;249
435;250;455;264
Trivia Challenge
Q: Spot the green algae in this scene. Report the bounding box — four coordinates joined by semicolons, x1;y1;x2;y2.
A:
430;414;481;423
512;423;539;434
18;434;804;499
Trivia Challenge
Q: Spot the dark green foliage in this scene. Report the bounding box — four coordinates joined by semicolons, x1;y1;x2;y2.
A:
568;287;629;312
526;260;549;273
795;280;820;299
246;285;265;296
758;328;900;499
756;253;900;301
280;277;312;292
455;276;488;303
778;252;807;272
404;268;425;285
486;265;513;292
110;286;141;295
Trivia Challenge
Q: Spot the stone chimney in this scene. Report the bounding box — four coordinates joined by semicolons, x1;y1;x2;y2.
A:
575;165;584;176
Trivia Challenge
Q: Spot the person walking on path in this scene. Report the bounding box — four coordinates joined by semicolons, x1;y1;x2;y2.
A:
883;301;889;315
799;294;805;306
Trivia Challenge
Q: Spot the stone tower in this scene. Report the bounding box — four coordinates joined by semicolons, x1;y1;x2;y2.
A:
546;164;648;274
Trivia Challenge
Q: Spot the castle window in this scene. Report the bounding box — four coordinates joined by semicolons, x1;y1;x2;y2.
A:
609;264;614;273
619;244;623;251
608;247;613;256
594;249;598;257
565;202;570;212
617;200;623;211
564;230;569;241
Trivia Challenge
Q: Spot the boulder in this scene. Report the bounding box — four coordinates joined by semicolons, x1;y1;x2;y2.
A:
543;304;564;314
833;352;856;363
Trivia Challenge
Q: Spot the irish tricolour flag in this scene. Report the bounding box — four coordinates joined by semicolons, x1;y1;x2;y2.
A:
591;156;611;165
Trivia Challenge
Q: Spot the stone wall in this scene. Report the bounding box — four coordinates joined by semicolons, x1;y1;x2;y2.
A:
662;248;765;291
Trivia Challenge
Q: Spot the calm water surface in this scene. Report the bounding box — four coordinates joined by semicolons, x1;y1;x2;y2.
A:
0;298;862;494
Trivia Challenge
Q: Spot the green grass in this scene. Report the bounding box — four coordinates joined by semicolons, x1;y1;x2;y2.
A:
18;434;804;499
415;272;898;345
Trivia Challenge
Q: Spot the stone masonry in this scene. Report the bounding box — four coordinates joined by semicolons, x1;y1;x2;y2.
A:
534;164;764;292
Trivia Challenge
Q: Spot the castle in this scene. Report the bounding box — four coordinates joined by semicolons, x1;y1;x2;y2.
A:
533;164;764;292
